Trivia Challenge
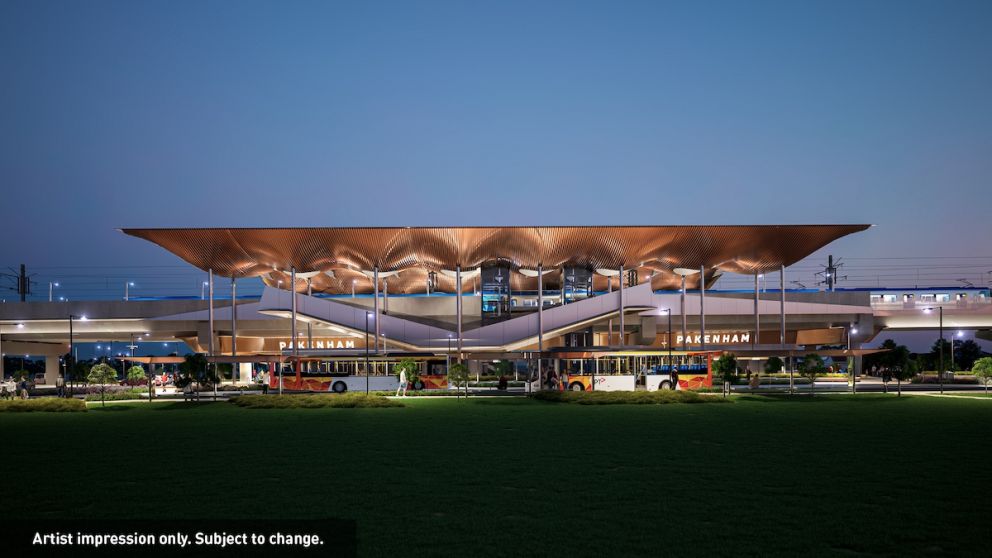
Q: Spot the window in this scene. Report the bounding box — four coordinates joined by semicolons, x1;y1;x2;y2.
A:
903;294;914;302
883;294;897;303
920;294;935;303
935;293;950;302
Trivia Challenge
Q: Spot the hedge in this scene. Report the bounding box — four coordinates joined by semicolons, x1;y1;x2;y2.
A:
228;393;404;409
531;390;726;405
0;398;88;412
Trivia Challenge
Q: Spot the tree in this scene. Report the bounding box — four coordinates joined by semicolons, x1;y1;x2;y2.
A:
955;340;983;371
973;357;992;395
126;365;147;385
890;357;917;397
87;362;118;407
394;359;420;389
764;356;784;375
448;363;470;398
177;353;214;389
799;354;826;395
712;353;738;398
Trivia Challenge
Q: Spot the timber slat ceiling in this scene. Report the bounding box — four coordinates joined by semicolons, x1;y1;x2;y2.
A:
122;225;870;294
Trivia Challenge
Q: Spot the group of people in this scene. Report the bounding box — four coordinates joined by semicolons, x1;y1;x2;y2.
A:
0;378;31;400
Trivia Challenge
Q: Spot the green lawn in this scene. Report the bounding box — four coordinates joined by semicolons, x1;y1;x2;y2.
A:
4;395;992;556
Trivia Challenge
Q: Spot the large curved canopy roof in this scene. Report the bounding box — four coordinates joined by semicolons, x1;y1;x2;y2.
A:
122;225;869;294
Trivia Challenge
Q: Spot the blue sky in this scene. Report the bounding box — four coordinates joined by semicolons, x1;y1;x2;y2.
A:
1;0;989;269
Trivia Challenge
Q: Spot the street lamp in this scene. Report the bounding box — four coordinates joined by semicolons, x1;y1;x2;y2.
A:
445;333;454;376
67;314;86;397
951;330;963;372
924;307;943;394
848;325;858;394
124;281;135;301
49;281;59;302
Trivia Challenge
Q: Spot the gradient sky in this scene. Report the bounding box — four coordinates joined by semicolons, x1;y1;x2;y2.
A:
1;0;990;271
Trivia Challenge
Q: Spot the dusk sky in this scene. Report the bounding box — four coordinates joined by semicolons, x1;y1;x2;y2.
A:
1;0;990;293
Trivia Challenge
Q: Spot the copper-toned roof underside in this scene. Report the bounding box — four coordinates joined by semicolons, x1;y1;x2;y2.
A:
122;225;869;294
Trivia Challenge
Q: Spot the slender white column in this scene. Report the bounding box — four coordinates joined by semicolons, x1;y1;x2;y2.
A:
618;266;625;347
753;272;760;348
700;265;706;350
231;277;237;357
456;265;463;359
306;278;313;349
780;265;786;348
291;267;298;360
207;269;214;356
680;275;687;350
373;267;380;353
537;264;543;388
607;276;613;344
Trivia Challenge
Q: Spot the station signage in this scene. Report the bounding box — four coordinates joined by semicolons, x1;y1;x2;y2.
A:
277;338;357;350
672;331;751;345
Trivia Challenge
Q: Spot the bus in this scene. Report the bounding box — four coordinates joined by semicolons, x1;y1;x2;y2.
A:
272;353;450;393
546;350;718;392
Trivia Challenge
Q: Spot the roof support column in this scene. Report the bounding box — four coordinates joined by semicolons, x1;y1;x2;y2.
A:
700;265;706;350
383;279;388;315
618;265;625;348
607;276;613;345
207;269;214;357
537;264;543;392
231;277;237;358
680;274;687;350
373;267;380;354
780;265;786;348
306;278;313;350
291;267;298;377
456;265;463;360
753;272;760;348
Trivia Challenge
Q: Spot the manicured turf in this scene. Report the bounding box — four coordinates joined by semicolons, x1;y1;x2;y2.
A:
4;394;992;556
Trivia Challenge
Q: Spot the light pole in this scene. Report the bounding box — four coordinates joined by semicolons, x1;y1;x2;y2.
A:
67;314;86;397
924;307;943;394
201;281;208;300
124;281;135;301
951;330;963;372
447;333;453;375
49;281;59;302
848;325;858;394
364;312;372;394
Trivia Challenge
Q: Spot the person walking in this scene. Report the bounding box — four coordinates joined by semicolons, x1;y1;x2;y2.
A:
259;370;269;395
396;368;408;397
56;374;65;398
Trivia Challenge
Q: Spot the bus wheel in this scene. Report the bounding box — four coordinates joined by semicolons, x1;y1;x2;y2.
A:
569;382;584;392
331;381;347;394
659;381;671;391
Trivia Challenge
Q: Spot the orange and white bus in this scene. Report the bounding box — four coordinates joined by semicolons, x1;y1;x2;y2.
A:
547;350;717;392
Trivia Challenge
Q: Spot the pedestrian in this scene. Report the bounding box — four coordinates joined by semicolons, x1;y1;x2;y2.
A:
259;370;269;395
671;365;680;391
396;368;408;397
56;374;65;398
19;378;29;399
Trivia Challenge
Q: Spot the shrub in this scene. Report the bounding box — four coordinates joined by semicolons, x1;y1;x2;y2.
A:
84;389;149;401
531;390;726;405
0;398;87;412
228;393;404;409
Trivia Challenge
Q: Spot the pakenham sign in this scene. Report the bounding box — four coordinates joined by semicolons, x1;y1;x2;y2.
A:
674;332;751;345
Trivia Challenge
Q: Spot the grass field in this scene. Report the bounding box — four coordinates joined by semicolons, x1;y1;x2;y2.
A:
4;394;992;556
